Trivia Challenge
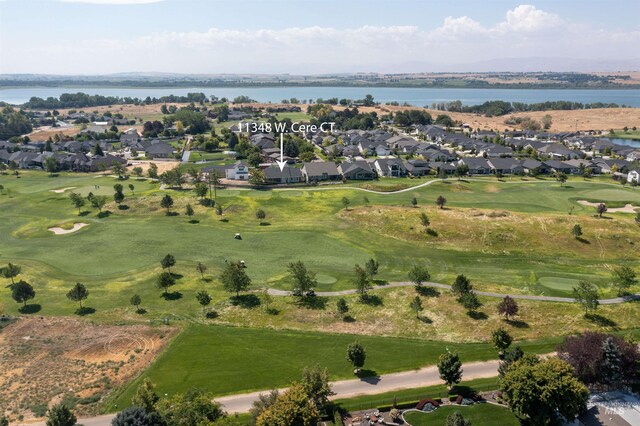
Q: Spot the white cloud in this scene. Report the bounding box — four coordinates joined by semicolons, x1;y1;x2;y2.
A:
2;4;638;74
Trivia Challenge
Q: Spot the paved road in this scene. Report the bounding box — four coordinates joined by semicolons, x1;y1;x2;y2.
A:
181;150;191;163
18;360;501;425
266;281;640;305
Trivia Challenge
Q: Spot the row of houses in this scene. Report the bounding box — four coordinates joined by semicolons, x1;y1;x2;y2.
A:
0;149;126;172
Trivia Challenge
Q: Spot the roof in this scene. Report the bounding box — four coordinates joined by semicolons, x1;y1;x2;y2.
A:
302;161;340;176
263;165;302;179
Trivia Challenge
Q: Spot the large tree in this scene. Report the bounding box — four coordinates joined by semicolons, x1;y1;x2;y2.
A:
500;357;588;425
409;295;423;318
156;272;175;296
160;194;174;214
2;262;21;284
195;290;212;316
445;411;471;426
557;331;639;388
132;378;159;412
220;261;251;297
451;274;472;296
45;403;76;426
572;281;599;315
364;258;379;280
353;264;372;299
491;327;513;355
437;351;463;389
256;383;319;426
111;406;163;426
156;388;224;426
611;265;637;296
66;283;89;309
160;254;176;273
300;364;332;411
408;265;430;287
287;261;317;298
11;280;35;307
497;295;519;321
346;341;366;372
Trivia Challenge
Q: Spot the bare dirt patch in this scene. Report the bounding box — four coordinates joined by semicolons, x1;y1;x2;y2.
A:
48;223;88;235
128;160;180;175
0;317;176;422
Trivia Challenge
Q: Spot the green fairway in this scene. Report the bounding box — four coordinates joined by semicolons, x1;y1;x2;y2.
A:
403;403;519;426
1;171;640;320
107;324;558;411
538;276;582;291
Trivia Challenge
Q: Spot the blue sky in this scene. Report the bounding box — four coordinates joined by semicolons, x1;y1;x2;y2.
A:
1;0;639;74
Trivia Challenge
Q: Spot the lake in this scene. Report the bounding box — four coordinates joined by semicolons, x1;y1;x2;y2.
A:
606;138;640;148
1;86;640;107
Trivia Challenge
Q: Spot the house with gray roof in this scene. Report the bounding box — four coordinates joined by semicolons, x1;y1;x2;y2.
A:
301;161;340;182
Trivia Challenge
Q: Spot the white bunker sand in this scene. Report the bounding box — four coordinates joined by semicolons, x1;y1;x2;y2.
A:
48;223;88;235
50;187;76;193
577;200;639;213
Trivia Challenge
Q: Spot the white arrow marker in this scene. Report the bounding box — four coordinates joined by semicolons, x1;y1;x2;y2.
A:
277;133;287;172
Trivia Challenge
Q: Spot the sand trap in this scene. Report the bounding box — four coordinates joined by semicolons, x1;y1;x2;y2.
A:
577;200;639;213
48;223;88;235
50;187;76;193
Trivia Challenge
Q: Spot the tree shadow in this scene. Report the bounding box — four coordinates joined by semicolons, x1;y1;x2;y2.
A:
205;310;219;319
586;313;618;327
265;307;280;315
418;315;433;324
48;173;60;178
576;237;591;244
75;307;96;316
360;294;383;306
357;369;380;380
189;219;200;224
343;314;356;322
162;291;183;301
18;304;41;314
97;211;112;218
170;273;184;280
231;294;261;308
136;308;147;314
415;286;440;297
117;204;129;210
79;210;91;216
259;222;271;226
165;211;180;216
202;277;213;283
467;311;488;320
297;296;328;310
372;279;389;286
450;385;479;398
506;319;530;328
220;218;229;222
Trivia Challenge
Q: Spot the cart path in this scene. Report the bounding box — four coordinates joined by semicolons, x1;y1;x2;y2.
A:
265;281;640;305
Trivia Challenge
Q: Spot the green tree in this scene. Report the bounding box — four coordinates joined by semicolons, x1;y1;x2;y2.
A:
91;195;107;212
346;341;366;371
408;265;431;287
221;261;251;297
130;294;142;312
437;350;463;389
185;203;195;221
44;156;58;175
249;168;267;186
601;336;624;386
597;203;607;217
156;272;175;296
2;262;21;284
498;346;524;377
491;327;513;355
500;357;588;425
111;406;163;426
555;171;568;187
300;364;332;411
194;182;208;200
287;261;317;298
66;282;89;309
128;184;135;194
69;192;86;214
156;388;224;426
250;390;279;425
419;212;430;230
411;197;418;207
160;194;174;214
353;264;372;299
341;196;350;210
572;224;583;239
459;291;481;313
611;265;637;296
196;262;207;279
445;411;472;426
113;190;125;206
256;383;319;426
256;209;266;220
196;290;212;316
573;281;599;315
46;403;76;426
11;280;35;307
409;295;423;318
436;195;447;209
132;378;159;412
161;254;176;273
364;258;379;280
451;274;472;296
336;298;349;317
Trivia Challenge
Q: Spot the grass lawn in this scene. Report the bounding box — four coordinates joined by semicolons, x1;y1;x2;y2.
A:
404;403;519;426
106;324;558;411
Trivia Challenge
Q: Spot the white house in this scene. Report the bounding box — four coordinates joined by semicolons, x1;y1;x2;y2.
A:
226;161;249;180
627;169;639;184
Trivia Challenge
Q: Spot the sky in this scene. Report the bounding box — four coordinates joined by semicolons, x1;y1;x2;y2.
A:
0;0;639;75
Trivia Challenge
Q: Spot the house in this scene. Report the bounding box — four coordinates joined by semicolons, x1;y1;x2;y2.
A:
543;160;577;174
263;165;303;184
628;170;640;184
537;144;580;160
120;133;140;146
478;144;514;158
459;158;491;175
404;159;432;177
564;159;602;174
301;161;341;182
226;161;249;180
487;158;524;175
593;159;631;174
431;161;456;175
145;142;175;159
373;158;407;177
338;161;375;180
250;133;276;150
522;159;550;175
